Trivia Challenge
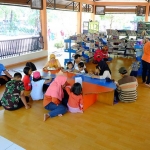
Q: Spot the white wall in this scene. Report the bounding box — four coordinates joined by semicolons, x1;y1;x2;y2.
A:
0;50;48;67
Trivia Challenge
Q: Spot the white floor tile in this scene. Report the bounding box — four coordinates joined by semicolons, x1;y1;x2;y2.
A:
0;136;13;150
6;144;25;150
0;136;25;150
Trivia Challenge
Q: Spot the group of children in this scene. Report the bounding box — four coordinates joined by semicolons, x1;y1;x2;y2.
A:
0;63;84;119
0;52;140;118
22;66;52;101
65;61;86;73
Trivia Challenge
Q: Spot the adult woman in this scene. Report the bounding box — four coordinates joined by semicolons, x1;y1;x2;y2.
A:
91;61;111;79
43;75;68;121
43;54;61;70
141;41;150;87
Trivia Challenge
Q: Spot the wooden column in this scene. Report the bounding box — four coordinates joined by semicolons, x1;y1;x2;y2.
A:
91;5;95;21
77;2;82;34
40;0;48;50
145;3;149;22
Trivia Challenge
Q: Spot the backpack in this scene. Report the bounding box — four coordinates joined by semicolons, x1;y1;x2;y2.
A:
26;62;37;71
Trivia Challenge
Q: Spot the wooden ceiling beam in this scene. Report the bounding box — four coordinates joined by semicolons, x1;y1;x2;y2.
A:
0;0;27;3
0;1;75;10
0;0;28;5
106;8;136;13
73;0;94;5
47;4;73;10
94;1;148;6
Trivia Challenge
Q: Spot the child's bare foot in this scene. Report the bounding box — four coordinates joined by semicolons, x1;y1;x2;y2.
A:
44;113;50;121
58;114;62;117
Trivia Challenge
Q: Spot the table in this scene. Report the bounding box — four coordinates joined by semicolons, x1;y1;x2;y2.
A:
67;78;116;110
41;70;116;110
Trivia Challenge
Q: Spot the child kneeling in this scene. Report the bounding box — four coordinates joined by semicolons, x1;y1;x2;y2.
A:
0;72;31;110
65;83;83;113
31;71;52;100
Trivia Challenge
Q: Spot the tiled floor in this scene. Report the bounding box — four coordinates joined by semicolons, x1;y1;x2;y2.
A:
0;136;25;150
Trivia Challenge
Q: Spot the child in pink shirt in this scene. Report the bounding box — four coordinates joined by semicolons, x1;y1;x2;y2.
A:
65;83;83;113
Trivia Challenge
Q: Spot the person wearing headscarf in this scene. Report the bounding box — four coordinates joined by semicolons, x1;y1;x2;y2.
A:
90;61;111;79
141;41;150;87
43;54;61;70
43;75;68;121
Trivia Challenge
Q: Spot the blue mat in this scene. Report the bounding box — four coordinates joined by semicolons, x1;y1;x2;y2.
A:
74;74;116;89
48;74;116;89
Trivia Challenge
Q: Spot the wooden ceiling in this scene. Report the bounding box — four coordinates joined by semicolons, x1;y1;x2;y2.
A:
0;0;149;13
0;0;75;6
0;0;148;6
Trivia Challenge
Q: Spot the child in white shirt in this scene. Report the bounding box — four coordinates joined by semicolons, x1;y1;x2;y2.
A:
78;62;86;74
31;71;52;100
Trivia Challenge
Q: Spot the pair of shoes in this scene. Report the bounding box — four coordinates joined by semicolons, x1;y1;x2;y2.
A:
145;83;150;87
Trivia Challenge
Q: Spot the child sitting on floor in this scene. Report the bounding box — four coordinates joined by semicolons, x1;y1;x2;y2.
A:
22;66;32;97
77;62;88;74
66;61;74;72
0;72;31;111
31;71;52;100
22;66;32;91
65;83;83;113
78;62;85;73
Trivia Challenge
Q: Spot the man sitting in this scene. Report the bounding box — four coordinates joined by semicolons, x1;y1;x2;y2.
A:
73;54;86;72
115;67;138;102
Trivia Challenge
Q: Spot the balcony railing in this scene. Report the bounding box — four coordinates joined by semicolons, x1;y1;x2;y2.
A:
0;36;44;59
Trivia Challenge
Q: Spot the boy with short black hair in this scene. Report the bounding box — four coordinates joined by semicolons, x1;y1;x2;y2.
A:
0;72;31;110
78;62;85;73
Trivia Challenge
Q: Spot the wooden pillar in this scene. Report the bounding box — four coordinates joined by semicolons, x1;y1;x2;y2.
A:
77;2;82;34
145;3;149;22
40;0;48;50
91;5;95;21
